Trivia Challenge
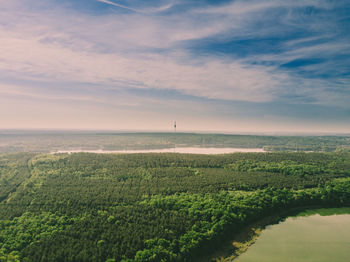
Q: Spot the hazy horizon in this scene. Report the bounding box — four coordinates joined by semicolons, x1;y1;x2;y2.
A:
1;128;349;136
1;0;349;133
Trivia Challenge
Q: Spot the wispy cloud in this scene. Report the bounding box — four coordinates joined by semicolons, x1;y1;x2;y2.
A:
97;0;175;14
97;0;143;13
195;0;333;15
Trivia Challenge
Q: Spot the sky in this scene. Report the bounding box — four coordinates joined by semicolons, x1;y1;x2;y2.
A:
0;0;349;133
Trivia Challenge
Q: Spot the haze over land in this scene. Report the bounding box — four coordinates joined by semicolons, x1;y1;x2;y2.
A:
1;131;349;153
1;0;350;133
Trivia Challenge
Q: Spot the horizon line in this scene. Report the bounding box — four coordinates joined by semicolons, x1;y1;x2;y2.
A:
0;128;349;137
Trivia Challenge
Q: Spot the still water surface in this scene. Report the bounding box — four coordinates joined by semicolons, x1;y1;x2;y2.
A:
53;147;265;154
235;208;350;262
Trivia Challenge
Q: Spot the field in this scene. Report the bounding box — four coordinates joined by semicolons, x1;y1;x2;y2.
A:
1;151;350;261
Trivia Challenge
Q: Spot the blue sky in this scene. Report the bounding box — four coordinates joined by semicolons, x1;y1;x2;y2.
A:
0;0;349;133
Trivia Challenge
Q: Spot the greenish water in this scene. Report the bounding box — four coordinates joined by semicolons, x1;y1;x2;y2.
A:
235;208;350;262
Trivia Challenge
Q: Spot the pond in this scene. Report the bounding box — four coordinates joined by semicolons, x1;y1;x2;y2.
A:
52;147;265;154
235;208;350;262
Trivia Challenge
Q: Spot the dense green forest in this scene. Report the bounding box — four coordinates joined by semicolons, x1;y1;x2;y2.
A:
0;152;350;261
1;131;350;153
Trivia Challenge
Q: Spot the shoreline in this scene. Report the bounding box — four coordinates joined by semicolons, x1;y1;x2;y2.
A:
199;205;350;262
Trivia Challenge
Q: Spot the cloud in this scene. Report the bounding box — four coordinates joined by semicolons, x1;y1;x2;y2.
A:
97;0;175;13
0;1;286;103
195;0;332;15
0;32;280;102
97;0;143;13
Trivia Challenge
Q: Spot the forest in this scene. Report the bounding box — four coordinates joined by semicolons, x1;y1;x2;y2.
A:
0;152;350;261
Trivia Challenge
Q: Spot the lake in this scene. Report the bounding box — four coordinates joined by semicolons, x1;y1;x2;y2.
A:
52;147;266;154
235;208;350;262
